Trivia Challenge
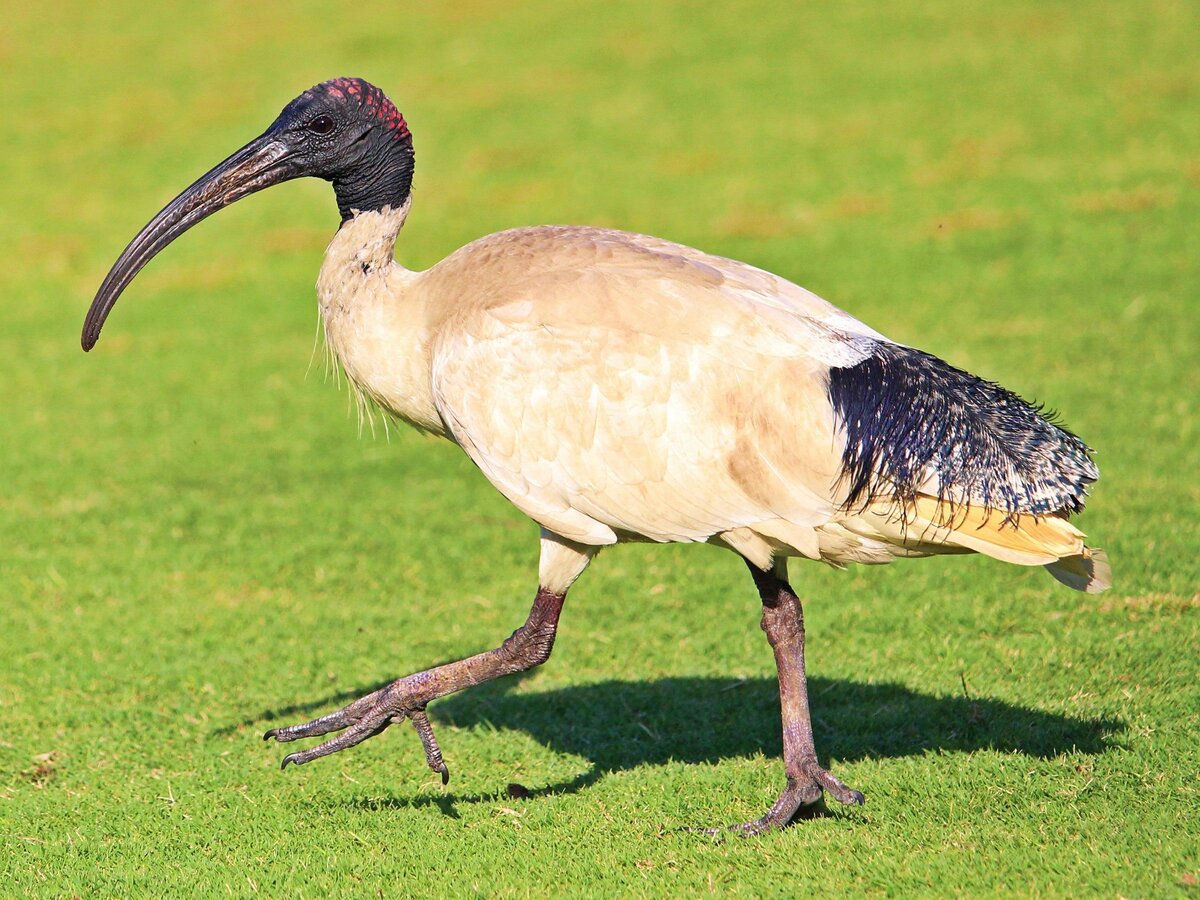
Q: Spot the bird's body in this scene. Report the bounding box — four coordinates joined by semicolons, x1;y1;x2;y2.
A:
320;205;1106;582
83;78;1109;833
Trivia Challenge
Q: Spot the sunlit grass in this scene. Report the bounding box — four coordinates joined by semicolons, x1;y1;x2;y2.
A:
1;0;1197;894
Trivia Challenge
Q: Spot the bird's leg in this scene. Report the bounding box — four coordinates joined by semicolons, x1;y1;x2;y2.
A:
263;533;595;778
264;587;566;770
728;558;865;835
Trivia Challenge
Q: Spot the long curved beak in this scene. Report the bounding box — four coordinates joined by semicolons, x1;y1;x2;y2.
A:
82;134;299;351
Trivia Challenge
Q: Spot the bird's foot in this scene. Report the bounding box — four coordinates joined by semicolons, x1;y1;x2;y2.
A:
703;763;865;837
263;679;450;783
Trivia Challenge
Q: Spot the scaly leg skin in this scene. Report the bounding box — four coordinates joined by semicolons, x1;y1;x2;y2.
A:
263;587;566;775
718;558;865;836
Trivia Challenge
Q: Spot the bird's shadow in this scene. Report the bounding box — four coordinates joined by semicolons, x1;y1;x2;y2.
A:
224;672;1123;814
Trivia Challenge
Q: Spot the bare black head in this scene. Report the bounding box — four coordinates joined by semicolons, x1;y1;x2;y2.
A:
277;78;415;222
82;78;414;351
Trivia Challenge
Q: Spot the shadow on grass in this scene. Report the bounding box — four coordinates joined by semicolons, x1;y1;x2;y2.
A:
220;673;1123;813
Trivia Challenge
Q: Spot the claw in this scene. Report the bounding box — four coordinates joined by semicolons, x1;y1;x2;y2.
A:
271;708;395;769
839;788;866;806
256;589;566;786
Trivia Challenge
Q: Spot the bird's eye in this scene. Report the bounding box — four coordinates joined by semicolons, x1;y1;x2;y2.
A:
308;115;335;135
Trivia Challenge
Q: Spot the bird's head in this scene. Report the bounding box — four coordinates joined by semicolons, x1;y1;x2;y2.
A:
82;77;414;351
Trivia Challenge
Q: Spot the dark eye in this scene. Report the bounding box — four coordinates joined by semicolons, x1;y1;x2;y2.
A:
308;115;335;135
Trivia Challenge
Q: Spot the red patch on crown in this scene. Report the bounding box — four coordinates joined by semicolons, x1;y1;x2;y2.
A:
319;77;410;141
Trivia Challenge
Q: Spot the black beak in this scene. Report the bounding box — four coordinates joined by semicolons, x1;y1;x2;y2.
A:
82;133;300;351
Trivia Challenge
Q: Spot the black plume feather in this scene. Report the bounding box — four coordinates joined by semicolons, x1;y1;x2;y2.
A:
827;342;1098;518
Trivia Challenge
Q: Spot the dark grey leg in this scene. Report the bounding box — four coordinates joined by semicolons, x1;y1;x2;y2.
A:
730;558;865;834
264;587;566;776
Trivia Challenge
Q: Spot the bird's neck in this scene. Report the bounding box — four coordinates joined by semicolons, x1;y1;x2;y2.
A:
317;203;447;436
332;133;415;223
323;201;412;282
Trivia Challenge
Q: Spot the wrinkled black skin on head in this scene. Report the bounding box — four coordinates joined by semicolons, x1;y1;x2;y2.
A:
269;81;415;222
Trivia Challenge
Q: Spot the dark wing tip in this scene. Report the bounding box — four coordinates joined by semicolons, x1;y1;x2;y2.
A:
828;342;1099;517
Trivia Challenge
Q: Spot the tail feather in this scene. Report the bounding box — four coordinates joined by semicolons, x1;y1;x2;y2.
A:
822;336;1110;591
910;495;1083;564
1045;548;1111;594
856;495;1110;591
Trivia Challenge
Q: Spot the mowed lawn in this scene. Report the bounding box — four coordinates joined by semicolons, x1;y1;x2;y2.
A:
2;0;1197;894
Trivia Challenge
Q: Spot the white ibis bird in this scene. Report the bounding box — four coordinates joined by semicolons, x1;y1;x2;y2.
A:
83;78;1110;834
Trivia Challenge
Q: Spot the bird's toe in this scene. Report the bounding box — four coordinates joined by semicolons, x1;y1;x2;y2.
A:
802;762;865;806
693;766;862;836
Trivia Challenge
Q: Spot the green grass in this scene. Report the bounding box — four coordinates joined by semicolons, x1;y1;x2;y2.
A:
2;0;1198;894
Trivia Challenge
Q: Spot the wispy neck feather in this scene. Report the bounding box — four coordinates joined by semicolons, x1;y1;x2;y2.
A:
315;200;442;435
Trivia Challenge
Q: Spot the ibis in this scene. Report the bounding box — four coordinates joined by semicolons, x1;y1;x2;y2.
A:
83;78;1110;833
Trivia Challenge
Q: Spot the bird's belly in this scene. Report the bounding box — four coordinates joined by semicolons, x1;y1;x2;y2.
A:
434;337;847;554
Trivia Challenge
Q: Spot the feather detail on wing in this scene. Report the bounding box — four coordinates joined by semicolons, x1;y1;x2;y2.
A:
416;224;1108;591
827;340;1099;517
432;313;838;549
824;339;1109;591
424;226;860;550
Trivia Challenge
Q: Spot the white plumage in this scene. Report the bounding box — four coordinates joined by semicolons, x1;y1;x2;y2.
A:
318;207;1108;584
